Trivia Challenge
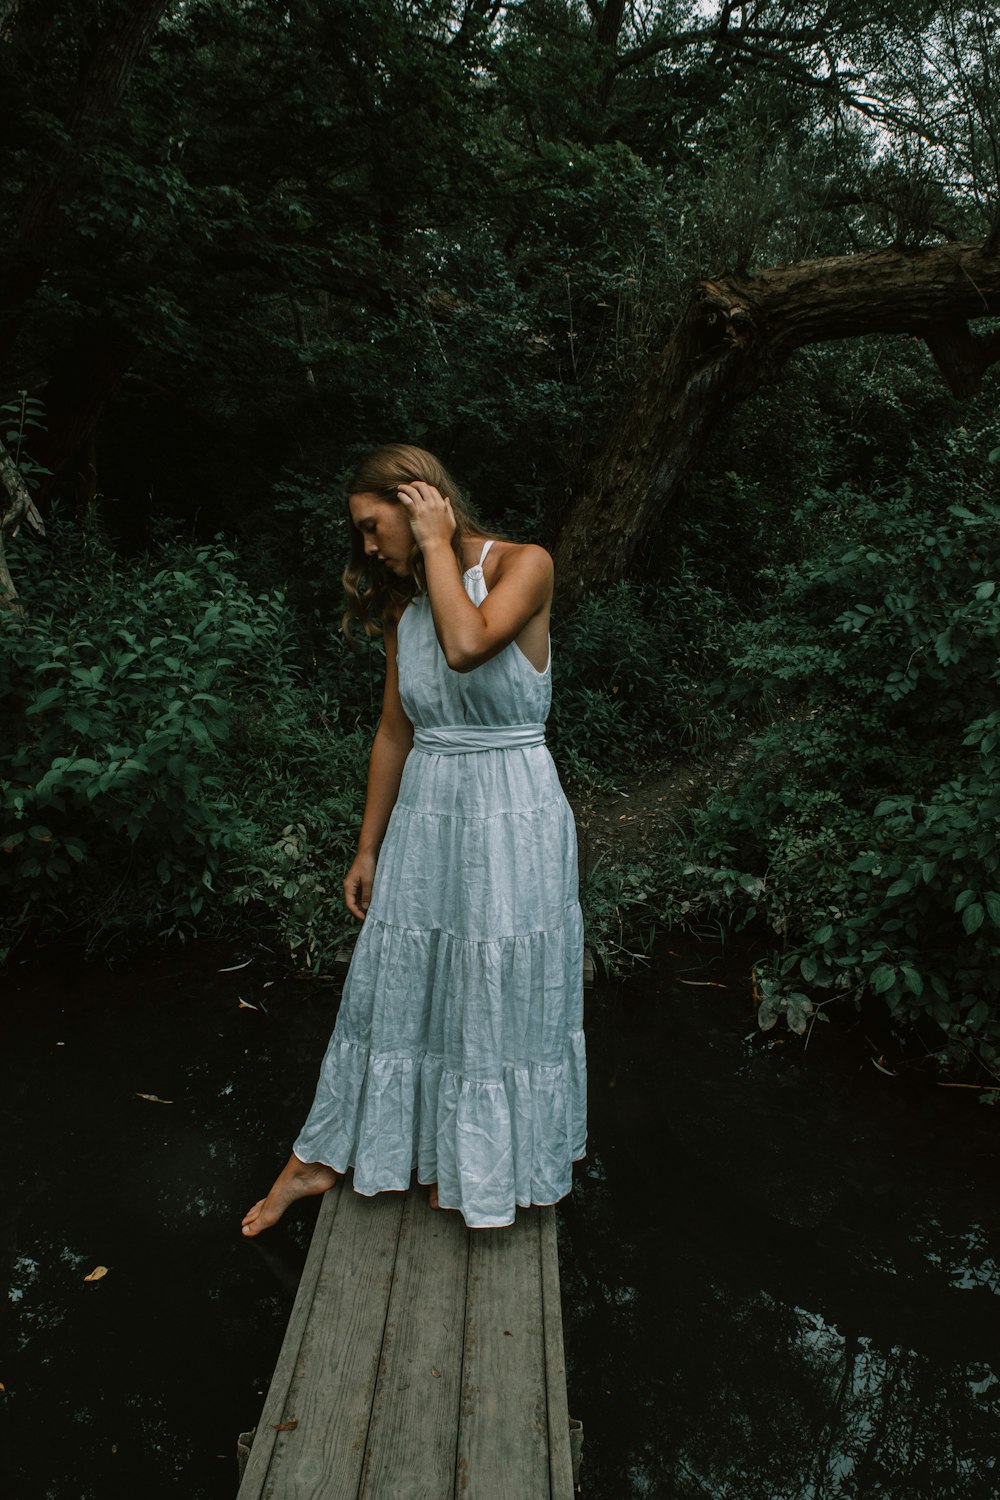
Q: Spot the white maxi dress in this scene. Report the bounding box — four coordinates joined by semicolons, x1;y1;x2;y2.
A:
293;541;587;1227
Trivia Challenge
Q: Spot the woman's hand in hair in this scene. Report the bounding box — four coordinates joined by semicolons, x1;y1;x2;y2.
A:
397;482;456;552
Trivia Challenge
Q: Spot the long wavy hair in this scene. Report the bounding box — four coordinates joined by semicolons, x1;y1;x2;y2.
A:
342;443;491;640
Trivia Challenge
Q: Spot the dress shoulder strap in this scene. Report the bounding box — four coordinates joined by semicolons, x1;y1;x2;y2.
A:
478;539;495;566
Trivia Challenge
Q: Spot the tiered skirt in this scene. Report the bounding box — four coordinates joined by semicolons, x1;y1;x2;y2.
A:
293;742;587;1228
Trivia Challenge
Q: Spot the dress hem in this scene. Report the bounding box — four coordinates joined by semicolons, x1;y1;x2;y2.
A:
290;1149;588;1230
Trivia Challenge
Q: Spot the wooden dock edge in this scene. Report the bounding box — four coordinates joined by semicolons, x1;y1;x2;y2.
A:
237;1190;582;1498
540;1207;578;1498
236;1187;343;1495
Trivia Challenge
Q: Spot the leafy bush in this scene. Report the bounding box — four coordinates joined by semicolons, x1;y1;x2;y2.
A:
648;425;1000;1071
0;518;371;965
550;566;733;776
580;855;658;976
220;698;371;966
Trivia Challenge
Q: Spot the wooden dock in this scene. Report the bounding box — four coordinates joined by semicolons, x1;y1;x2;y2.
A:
237;1178;578;1499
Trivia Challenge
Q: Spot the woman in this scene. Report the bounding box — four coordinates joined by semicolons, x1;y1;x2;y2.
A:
242;444;586;1231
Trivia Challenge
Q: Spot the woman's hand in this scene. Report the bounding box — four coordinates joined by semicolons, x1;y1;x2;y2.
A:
343;850;377;920
397;481;456;552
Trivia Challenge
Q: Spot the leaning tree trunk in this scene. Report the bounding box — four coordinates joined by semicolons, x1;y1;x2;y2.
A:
554;239;1000;601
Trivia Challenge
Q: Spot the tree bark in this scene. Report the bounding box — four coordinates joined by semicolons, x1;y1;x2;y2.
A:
0;435;45;614
554;240;1000;600
0;0;24;40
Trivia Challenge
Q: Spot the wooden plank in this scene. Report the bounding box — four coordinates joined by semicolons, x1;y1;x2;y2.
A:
359;1192;471;1498
240;1183;407;1500
539;1209;575;1500
238;1185;344;1498
457;1210;550;1499
274;1187;407;1500
240;1187;576;1500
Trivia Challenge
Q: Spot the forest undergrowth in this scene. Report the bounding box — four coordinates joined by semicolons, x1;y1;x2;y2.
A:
562;384;1000;1088
5;0;1000;1106
3;345;1000;1083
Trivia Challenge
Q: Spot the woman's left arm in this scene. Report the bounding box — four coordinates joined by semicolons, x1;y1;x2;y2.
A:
399;481;552;673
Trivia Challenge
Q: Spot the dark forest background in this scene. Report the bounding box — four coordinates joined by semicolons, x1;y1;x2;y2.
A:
2;0;1000;1078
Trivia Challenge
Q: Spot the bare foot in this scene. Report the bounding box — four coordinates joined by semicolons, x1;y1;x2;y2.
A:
242;1155;338;1237
428;1182;456;1213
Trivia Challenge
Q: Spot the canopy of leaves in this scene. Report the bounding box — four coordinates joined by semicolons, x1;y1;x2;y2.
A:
2;0;997;544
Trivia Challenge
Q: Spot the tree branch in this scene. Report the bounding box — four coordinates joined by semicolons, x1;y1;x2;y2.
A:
0;440;45;539
0;436;45;615
613;24;828;76
554;239;1000;599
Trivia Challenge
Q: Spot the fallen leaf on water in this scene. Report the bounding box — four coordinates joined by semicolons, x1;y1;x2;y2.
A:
83;1266;108;1282
871;1057;897;1077
272;1419;298;1432
218;959;253;972
237;998;258;1010
0;1381;6;1392
135;1093;173;1104
677;979;728;989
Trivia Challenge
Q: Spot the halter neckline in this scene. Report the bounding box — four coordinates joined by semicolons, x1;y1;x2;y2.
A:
463;538;494;574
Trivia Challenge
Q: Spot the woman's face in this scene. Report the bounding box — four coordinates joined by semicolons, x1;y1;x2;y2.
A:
349;491;414;575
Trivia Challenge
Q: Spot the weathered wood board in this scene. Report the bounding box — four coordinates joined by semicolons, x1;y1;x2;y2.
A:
238;1180;576;1500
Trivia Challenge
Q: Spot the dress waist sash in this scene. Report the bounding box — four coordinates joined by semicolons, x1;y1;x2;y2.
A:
412;723;546;755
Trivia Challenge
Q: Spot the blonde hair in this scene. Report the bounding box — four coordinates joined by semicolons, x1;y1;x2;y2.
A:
342;443;490;640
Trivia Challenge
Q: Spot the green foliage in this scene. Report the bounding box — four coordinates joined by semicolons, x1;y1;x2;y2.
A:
3;0;1000;1080
0;516;371;965
1;390;49;489
550;568;733;774
221;707;371;967
9;0;987;557
648;416;1000;1070
580;856;658;977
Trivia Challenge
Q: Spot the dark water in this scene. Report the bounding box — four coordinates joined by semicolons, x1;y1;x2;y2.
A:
2;943;998;1499
561;954;1000;1499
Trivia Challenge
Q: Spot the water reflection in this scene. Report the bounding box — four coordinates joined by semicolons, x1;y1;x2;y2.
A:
3;946;999;1498
1;950;329;1500
559;966;1000;1498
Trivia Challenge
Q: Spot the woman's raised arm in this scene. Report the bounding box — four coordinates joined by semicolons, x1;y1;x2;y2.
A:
398;481;553;672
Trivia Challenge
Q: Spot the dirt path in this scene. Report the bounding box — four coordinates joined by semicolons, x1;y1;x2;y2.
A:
567;760;716;875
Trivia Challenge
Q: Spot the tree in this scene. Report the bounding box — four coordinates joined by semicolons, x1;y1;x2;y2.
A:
1;0;998;560
554;239;1000;598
